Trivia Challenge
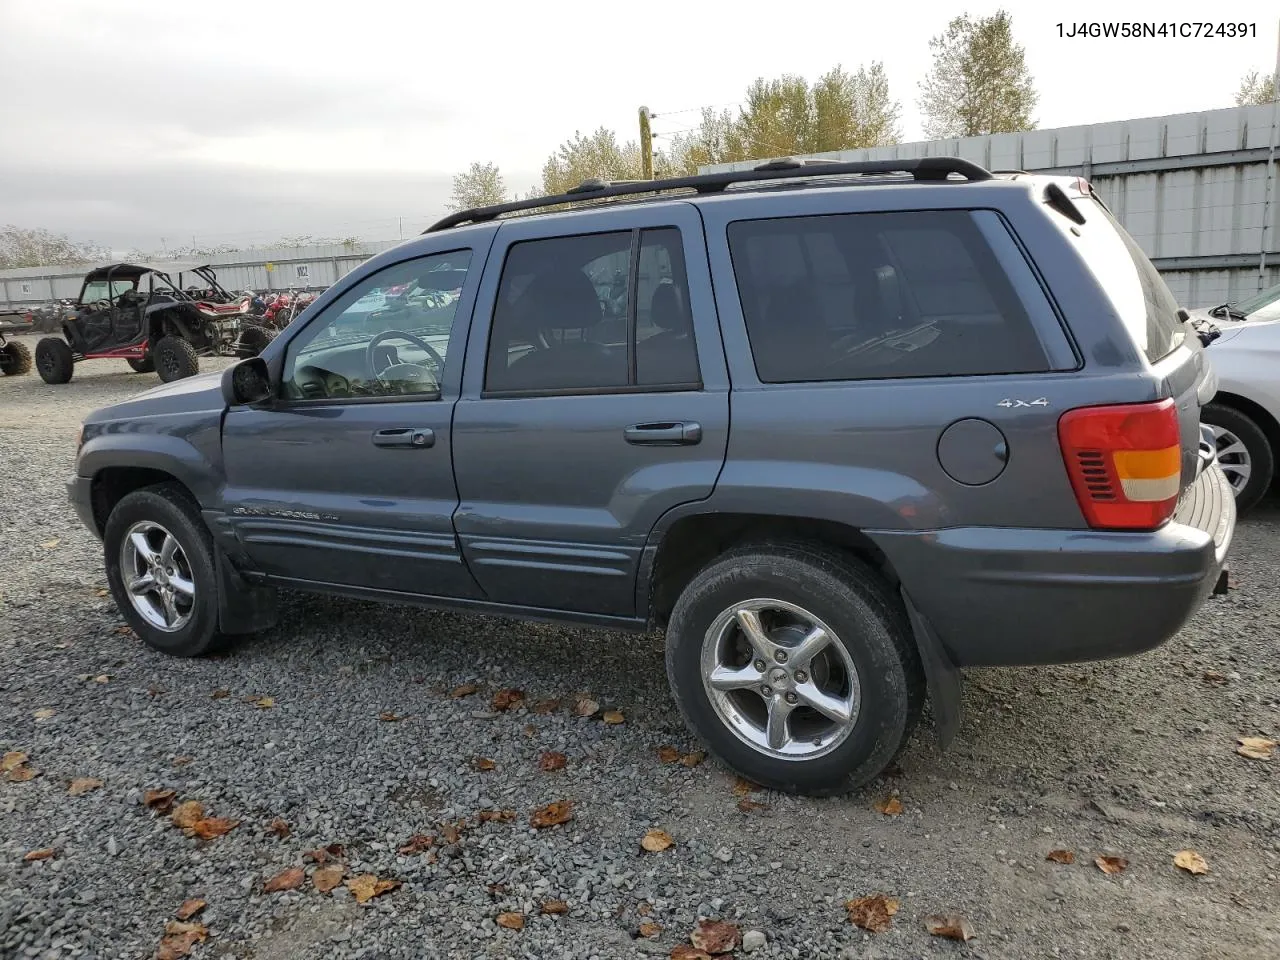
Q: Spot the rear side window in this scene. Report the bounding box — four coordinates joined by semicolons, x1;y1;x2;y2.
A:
727;211;1055;383
1062;198;1185;364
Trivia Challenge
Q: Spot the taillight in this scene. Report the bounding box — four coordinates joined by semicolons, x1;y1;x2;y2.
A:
1058;399;1182;530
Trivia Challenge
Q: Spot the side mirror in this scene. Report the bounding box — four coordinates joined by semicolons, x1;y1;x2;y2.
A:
221;358;274;407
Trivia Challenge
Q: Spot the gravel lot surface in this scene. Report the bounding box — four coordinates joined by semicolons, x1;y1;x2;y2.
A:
2;335;1278;960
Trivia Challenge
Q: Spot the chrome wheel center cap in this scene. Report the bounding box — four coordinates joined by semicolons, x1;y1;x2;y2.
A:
768;667;791;690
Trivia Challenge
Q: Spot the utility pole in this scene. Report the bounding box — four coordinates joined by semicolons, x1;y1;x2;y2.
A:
639;106;653;180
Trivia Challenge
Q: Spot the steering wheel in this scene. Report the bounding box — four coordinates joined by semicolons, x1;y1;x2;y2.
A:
365;329;444;385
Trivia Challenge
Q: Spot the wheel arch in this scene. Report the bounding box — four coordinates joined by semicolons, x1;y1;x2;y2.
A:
1209;391;1280;455
89;466;197;536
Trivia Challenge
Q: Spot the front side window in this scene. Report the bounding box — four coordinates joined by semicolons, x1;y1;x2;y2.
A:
485;228;698;394
81;280;136;304
728;211;1055;383
281;249;470;401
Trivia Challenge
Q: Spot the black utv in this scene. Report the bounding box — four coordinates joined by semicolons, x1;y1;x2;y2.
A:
34;262;273;384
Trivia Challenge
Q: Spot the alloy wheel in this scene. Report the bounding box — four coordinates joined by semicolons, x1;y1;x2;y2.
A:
119;521;195;632
1209;424;1252;495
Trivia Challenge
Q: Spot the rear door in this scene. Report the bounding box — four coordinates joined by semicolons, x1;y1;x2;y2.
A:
451;203;729;617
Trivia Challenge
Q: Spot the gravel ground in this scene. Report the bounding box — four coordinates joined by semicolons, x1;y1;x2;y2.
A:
2;336;1278;960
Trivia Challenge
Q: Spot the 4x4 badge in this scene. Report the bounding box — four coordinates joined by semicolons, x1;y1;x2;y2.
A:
997;397;1049;408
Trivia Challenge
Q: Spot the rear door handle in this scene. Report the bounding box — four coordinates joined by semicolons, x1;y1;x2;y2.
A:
624;421;702;446
372;427;435;449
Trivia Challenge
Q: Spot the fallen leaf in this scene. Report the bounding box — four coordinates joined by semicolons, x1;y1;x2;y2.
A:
95;587;109;597
345;873;400;904
492;688;524;711
114;625;135;637
171;801;205;830
925;914;976;941
473;757;496;772
397;834;435;855
532;698;561;715
304;843;346;863
496;912;525;930
5;765;38;782
252;696;274;709
1202;670;1229;685
874;796;904;816
602;709;625;725
477;809;517;824
23;848;56;862
572;697;599;718
145;789;177;813
41;538;60;549
530;800;573;829
637;902;653;916
267;818;291;838
641;829;674;853
68;777;104;797
736;798;770;813
263;867;305;893
1;751;26;772
33;708;55;720
540;899;569;915
486;882;509;896
539;751;567;772
313;864;345;893
1095;856;1129;875
523;723;537;737
731;777;760;797
690;919;741;953
1046;849;1076;865
1236;736;1276;761
210;689;230;700
657;746;681;764
377;711;404;722
679;751;705;768
671;947;714;960
639;921;663;938
191;817;238;840
171;757;193;767
174;899;207;921
94;675;110;684
155;921;208;960
440;821;465;845
449;682;479;698
846;894;900;933
1174;850;1209;875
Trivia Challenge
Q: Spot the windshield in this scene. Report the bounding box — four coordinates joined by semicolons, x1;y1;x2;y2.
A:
1229;281;1280;321
81;280;136;303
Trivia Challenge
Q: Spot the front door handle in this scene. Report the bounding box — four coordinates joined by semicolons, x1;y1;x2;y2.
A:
372;427;435;449
624;421;702;446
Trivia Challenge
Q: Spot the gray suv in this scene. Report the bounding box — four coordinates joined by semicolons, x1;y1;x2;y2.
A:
69;159;1235;795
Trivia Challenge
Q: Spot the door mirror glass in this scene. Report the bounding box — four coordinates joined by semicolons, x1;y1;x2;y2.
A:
223;358;273;406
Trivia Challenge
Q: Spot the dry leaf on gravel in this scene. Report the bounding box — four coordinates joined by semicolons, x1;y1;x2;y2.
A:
1174;850;1209;875
925;914;976;941
540;899;569;915
637;902;653;916
171;757;193;767
345;874;400;904
191;817;239;840
572;697;599;718
95;587;109;597
67;777;104;797
377;712;404;722
250;696;274;709
602;709;625;725
690;919;741;953
1046;849;1076;865
539;751;567;772
477;810;517;824
41;538;60;549
638;921;663;938
496;912;525;930
1;751;27;772
1235;736;1276;760
874;797;904;816
210;689;230;700
641;829;674;852
1095;856;1129;875
313;864;346;893
731;777;760;797
440;821;465;844
473;757;496;772
1202;670;1229;685
155;921;208;960
171;801;205;830
5;764;38;782
33;708;56;719
23;848;57;862
530;800;573;829
492;688;524;711
174;899;207;921
398;834;434;855
736;798;770;813
449;682;479;698
267;818;290;838
531;698;561;715
145;789;177;813
114;625;135;637
303;843;346;863
657;746;681;764
94;675;110;684
262;867;305;893
846;894;899;933
670;947;714;960
679;751;705;768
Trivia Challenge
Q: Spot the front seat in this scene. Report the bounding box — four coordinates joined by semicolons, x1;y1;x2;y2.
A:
637;283;699;385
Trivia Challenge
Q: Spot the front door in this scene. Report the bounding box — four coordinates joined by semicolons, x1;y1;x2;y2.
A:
451;204;730;617
221;246;485;599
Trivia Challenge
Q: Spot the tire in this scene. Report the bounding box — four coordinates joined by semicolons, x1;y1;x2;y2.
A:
34;337;74;384
1202;402;1275;513
665;541;925;797
127;356;155;374
104;484;221;657
153;336;200;382
236;324;274;358
0;339;32;376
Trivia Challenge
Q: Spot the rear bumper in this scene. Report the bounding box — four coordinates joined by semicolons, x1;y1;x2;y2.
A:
869;463;1235;667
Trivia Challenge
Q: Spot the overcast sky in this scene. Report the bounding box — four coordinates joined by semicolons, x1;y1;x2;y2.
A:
0;0;1276;252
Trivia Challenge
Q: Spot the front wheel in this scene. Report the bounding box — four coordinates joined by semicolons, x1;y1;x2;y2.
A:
1202;402;1274;513
665;542;924;796
127;356;155;374
34;337;74;384
0;339;32;376
153;336;199;382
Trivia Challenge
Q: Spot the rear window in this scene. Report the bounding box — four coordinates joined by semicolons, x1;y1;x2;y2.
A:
727;210;1059;383
1064;197;1185;363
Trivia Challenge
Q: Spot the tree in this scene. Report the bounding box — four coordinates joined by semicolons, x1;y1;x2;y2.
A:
918;10;1037;139
539;128;644;195
810;63;902;152
1236;70;1278;106
449;161;508;211
0;226;103;269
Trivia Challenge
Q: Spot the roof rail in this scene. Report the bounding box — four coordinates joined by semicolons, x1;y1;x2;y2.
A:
426;156;994;232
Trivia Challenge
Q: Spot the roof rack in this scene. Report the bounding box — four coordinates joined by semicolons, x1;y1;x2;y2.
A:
426;156;993;232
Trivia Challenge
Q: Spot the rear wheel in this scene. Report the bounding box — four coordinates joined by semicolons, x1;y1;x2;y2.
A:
127;356;155;374
0;339;32;376
665;541;924;796
1202;402;1274;513
153;336;199;382
236;324;275;357
35;337;74;384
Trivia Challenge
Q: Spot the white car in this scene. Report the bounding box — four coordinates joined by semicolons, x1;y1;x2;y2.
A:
1195;281;1280;511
